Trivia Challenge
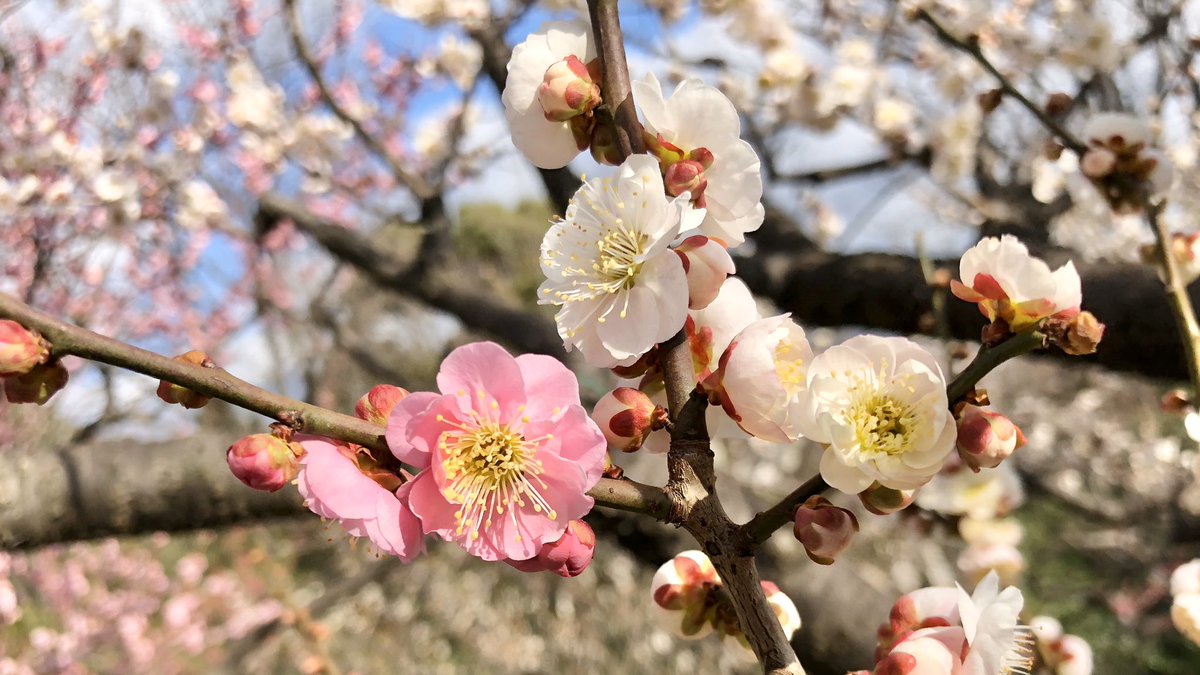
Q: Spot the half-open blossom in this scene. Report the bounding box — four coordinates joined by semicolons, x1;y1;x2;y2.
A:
875;626;966;675
951;235;1081;332
591;387;667;452
955;405;1026;472
957;571;1033;675
386;342;606;561
4;361;68;405
226;433;302;492
634;73;765;246
763;581;802;640
651;550;723;640
712;314;813;443
1032;617;1094;675
156;350;214;409
860;482;918;516
537;55;600;122
0;320;46;376
795;336;957;494
296;436;425;561
539;154;704;368
355;384;410;426
674;235;735;310
792;495;858;565
877;586;962;657
505;519;595;578
502;24;597;169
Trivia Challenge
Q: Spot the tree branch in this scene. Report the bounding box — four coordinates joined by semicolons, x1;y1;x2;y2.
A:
1146;201;1200;396
0;293;670;526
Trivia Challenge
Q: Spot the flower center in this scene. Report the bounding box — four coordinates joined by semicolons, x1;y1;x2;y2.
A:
848;393;916;457
772;339;807;396
597;227;646;290
1001;626;1036;675
437;407;556;542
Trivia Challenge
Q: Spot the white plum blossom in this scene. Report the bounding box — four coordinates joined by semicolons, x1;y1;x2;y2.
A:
713;315;813;443
226;55;285;134
503;24;597;169
539;154;704;368
951;235;1082;331
957;571;1034;675
633;73;765;246
1171;559;1200;596
438;34;482;90
916;460;1025;519
176;180;228;230
794;335;957;493
931;101;983;182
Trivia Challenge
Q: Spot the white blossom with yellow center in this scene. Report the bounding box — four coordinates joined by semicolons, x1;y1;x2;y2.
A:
539;154;704;368
436;399;556;543
794;335;956;493
715;314;813;443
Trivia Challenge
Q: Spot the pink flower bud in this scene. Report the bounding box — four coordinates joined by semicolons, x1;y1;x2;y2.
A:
156;350;215;409
226;433;302;492
591;387;667;453
1080;148;1117;179
4;360;68;405
792;495;859;565
859;482;917;515
955;405;1025;471
537;55;601;122
355;384;410;426
674;236;735;310
0;320;47;376
664;159;709;204
875;627;966;675
505;519;596;577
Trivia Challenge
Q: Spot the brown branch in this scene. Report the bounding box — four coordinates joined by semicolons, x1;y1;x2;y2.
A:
282;0;433;199
1147;201;1200;396
587;0;644;158
912;8;1087;155
0;293;670;524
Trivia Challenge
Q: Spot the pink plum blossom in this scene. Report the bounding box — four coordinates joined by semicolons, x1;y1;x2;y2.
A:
355;384;410;426
950;235;1082;332
296;436;425;562
386;342;606;562
955;405;1026;472
225;434;302;492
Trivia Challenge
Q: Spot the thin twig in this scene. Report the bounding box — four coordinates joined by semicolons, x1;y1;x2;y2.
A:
1147;201;1200;395
0;293;671;519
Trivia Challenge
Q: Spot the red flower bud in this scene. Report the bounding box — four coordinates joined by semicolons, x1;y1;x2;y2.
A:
664;159;709;204
505;519;596;577
956;405;1026;472
591;387;668;453
537;55;601;122
0;320;48;376
156;350;215;409
226;433;303;492
355;384;410;426
792;495;859;565
4;360;68;405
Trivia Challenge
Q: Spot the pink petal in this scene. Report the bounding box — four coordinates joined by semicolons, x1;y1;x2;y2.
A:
385;391;440;467
436;341;527;419
516;353;581;421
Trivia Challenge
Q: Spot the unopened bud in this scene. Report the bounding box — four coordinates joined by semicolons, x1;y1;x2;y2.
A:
792;495;859;565
956;405;1025;472
505;519;596;578
4;360;68;405
588;120;622;166
1161;389;1191;415
591;387;667;452
537;55;601;122
0;320;48;376
226;433;303;492
1059;311;1105;356
1044;92;1073;117
1080;147;1117;179
674;236;735;310
859;482;917;515
977;88;1003;114
355;384;409;426
664;160;709;204
156;350;215;409
609;346;659;379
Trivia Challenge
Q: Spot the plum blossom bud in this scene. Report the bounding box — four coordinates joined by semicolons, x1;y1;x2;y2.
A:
355;384;410;426
1079;148;1117;179
0;320;48;376
859;482;917;515
588;121;623;166
651;550;722;640
4;361;68;405
664;160;708;203
955;405;1026;472
1044;92;1072;117
875;627;966;675
1161;389;1191;415
674;236;735;310
591;387;667;453
537;55;601;122
505;519;596;577
156;350;215;409
1032;617;1094;675
977;88;1002;114
762;581;802;640
226;433;303;492
792;495;859;565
